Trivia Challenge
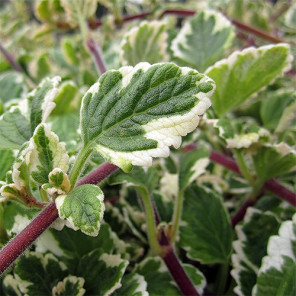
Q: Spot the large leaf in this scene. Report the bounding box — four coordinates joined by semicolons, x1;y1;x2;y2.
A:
55;184;104;236
254;214;296;296
0;149;14;180
30;123;69;184
80;62;215;172
206;44;292;116
120;21;168;66
179;184;232;264
171;10;235;72
231;208;281;296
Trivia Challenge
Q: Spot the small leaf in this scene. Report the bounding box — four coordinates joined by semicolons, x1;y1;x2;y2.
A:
231;208;281;296
120;21;168;66
253;143;296;183
254;214;296;296
27;76;61;134
42;168;70;195
211;117;270;149
76;249;128;296
55;184;104;236
206;44;292;115
0;107;30;149
112;273;148;296
80;62;215;172
171;10;235;72
179;147;209;191
179;184;232;264
52;276;86;296
30;123;69;184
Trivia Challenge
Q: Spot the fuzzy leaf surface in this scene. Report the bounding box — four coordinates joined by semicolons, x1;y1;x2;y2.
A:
55;184;104;236
254;214;296;296
80;62;215;172
206;44;292;115
0;72;26;102
120;21;168;66
179;184;232;263
171;10;235;72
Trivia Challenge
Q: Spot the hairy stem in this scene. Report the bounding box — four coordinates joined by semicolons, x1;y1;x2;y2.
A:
137;188;163;255
0;202;58;275
86;38;107;75
0;162;118;275
169;190;183;243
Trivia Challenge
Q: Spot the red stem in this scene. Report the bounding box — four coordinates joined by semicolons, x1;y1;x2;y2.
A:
86;38;108;75
0;162;118;275
209;151;296;207
231;199;255;227
0;43;23;72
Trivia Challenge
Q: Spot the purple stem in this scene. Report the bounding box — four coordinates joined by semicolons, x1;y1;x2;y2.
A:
0;162;118;275
86;38;107;75
0;43;23;72
231;199;255;227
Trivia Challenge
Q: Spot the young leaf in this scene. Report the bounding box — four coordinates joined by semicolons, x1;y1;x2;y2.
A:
0;107;30;149
120;21;168;66
179;147;210;191
206;44;292;115
171;10;235;72
179;184;232;264
211;117;269;149
52;276;85;296
9;252;68;295
231;208;281;296
55;184;104;236
254;214;296;296
30;123;69;184
253;143;296;183
27;76;61;134
80;62;215;172
112;273;148;296
76;249;128;296
42;168;70;195
135;257;206;296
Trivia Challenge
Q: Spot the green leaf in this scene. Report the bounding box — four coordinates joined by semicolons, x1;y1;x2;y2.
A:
212;117;270;149
179;184;232;264
112;273;148;296
76;249;128;296
253;143;296;183
0;72;27;103
0;149;14;180
27;76;61;134
231;208;281;296
120;21;168;66
179;147;209;191
55;184;104;236
80;62;215;172
254;214;296;296
260;89;296;131
30;123;69;184
153;191;174;223
52;276;85;296
0;107;30;149
135;257;206;296
109;166;159;193
171;10;235;72
42;168;70;195
206;44;292;116
11;252;68;295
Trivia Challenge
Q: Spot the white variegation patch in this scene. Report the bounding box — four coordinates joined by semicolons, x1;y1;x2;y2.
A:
130;274;149;296
275;100;296;133
3;275;22;296
160;172;178;200
52;276;85;296
188;158;209;184
7;214;31;236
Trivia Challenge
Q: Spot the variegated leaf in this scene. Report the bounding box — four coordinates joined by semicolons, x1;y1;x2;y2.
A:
206;44;292;116
80;62;215;172
55;185;104;236
30;123;69;185
120;21;168;66
171;10;235;72
42;168;70;195
52;276;86;296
